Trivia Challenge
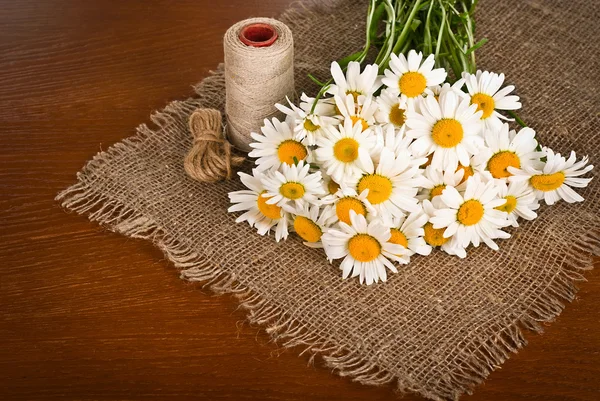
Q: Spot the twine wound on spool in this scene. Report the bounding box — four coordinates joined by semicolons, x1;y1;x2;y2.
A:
224;17;295;152
183;109;244;183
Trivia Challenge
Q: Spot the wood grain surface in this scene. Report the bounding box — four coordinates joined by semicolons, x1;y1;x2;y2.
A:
1;1;598;400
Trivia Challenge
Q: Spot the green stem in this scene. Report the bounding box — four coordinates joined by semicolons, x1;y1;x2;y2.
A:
387;0;422;69
507;110;527;128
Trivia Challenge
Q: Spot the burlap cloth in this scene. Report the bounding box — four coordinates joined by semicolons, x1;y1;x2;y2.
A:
57;0;600;399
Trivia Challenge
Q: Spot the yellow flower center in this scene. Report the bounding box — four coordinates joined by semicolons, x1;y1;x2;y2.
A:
333;137;360;163
431;119;464;148
430;184;446;199
470;93;496;119
389;228;409;248
357;174;393;205
495;195;517;214
399;71;427;98
487;151;521;179
327;180;340;195
456;164;474;184
389;103;406;127
303;118;320;132
279;182;305;200
336;197;366;224
256;191;281;220
293;216;322;243
350;115;369;131
423;222;448;247
530;172;565;192
348;234;381;262
277;140;308;166
346;90;362;102
457;199;484;226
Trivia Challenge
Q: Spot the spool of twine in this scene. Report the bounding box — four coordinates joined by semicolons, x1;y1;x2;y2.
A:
184;108;244;183
224;17;295;152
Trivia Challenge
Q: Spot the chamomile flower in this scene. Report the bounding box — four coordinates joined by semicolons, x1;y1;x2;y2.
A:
494;180;539;227
299;93;337;116
323;173;341;195
261;161;326;210
315;117;376;183
508;148;594;205
430;174;511;251
419;166;465;201
321;211;408;285
291;204;336;248
321;187;377;225
327;61;382;100
406;91;484;171
228;170;290;242
350;147;424;219
463;70;521;130
425;78;468;100
374;89;408;128
421;199;466;258
379;209;432;263
276;96;340;146
473;124;544;180
382;50;447;100
334;93;378;132
249;117;309;172
370;124;415;164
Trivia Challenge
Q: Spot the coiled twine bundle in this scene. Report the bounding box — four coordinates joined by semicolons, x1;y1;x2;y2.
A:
224;18;295;152
184;109;244;183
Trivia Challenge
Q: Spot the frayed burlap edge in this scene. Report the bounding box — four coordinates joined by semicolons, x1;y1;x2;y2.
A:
57;68;600;401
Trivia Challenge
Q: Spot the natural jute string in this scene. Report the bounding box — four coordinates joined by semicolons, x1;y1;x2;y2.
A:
184;108;244;183
224;18;295;152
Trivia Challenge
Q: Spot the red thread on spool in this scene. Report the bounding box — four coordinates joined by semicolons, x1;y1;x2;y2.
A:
239;23;278;47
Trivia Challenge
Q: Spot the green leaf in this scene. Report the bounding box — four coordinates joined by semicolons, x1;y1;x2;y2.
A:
411;19;422;31
465;38;488;55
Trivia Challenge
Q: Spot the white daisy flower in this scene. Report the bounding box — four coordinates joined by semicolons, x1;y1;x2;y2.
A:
462;70;522;130
334;93;378;132
228;170;290;242
321;187;377;225
327;61;382;100
276;96;340;146
473;124;544;180
321;211;408;285
322;172;341;196
406;91;484;172
299;93;338;117
350;147;424;219
315;117;376;183
261;161;326;210
494;180;539;227
381;50;447;100
425;78;468;100
419;166;466;201
248;117;309;172
291;204;337;248
421;199;466;258
378;208;432;263
431;174;511;252
508;148;594;205
370;124;415;164
374;89;409;128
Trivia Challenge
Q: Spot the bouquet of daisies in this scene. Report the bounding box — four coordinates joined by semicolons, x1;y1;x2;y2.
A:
228;1;594;285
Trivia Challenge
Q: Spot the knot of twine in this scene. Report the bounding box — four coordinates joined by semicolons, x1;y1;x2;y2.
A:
184;108;244;183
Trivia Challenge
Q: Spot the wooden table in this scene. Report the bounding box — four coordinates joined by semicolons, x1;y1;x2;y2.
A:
1;1;598;400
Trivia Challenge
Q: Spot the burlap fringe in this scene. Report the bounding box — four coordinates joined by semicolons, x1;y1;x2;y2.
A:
56;71;600;399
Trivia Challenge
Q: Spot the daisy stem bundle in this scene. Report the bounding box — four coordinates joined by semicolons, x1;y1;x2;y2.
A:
311;0;483;87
